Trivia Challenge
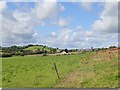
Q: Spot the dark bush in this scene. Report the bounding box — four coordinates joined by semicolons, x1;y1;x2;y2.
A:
2;54;13;57
20;53;25;56
43;53;47;56
109;46;116;49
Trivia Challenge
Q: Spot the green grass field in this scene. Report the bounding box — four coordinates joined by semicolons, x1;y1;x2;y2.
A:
2;50;119;88
0;58;2;88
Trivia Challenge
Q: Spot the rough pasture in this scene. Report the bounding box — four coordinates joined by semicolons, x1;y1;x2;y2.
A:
2;49;119;88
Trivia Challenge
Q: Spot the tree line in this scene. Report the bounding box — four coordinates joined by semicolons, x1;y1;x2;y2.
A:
0;44;118;58
1;45;59;57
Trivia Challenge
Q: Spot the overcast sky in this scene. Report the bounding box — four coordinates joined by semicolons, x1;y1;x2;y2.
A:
0;0;119;49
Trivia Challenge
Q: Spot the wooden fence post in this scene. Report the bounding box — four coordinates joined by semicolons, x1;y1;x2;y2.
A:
109;51;111;60
54;63;60;79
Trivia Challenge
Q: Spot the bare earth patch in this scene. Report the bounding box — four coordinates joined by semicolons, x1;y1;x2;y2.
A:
55;70;96;88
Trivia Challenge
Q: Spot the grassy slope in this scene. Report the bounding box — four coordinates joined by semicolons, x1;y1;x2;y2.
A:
24;46;60;53
55;50;119;88
2;50;119;88
25;46;50;51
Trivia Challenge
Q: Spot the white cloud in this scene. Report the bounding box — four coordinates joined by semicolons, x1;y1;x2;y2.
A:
92;2;118;34
51;32;57;38
77;0;99;11
2;10;38;46
80;2;93;11
43;23;118;49
68;0;118;2
13;10;31;21
76;25;82;30
1;0;119;2
1;1;118;49
0;1;7;10
1;1;65;46
32;1;64;20
42;28;73;48
42;28;96;49
58;18;70;27
85;31;95;37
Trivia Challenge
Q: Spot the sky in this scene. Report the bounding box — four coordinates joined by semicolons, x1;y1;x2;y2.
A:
0;0;119;49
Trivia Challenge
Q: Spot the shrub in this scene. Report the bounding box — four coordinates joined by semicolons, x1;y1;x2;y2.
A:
2;54;13;57
42;53;47;56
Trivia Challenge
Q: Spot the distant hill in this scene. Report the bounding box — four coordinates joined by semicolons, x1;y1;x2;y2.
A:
24;45;60;53
25;45;50;51
1;44;61;57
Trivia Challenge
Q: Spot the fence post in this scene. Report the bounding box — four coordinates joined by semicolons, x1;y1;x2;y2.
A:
54;63;60;79
109;51;111;60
